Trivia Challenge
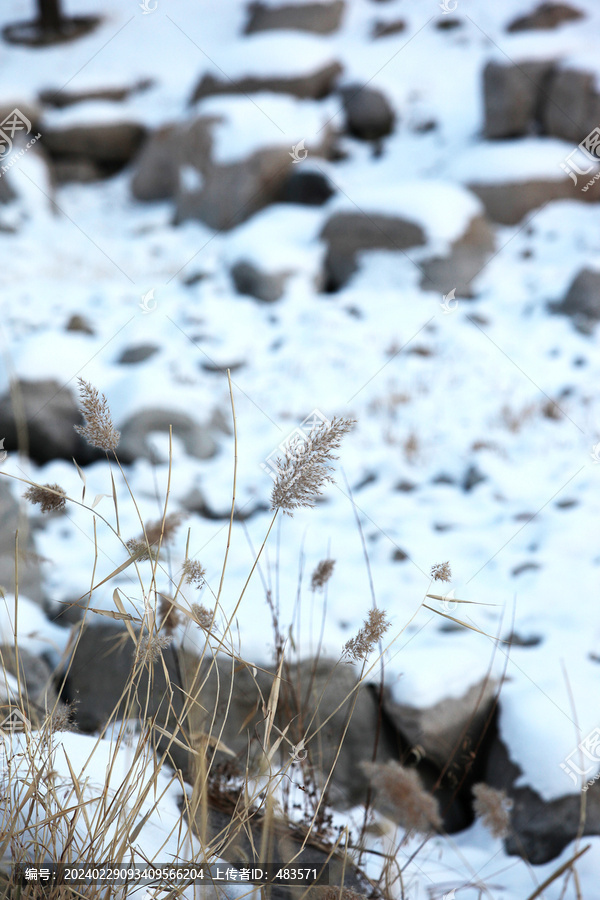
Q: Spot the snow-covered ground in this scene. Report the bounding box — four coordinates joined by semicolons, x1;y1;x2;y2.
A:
1;0;600;896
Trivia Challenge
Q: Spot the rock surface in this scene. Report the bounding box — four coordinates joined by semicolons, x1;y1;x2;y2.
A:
231;260;291;302
549;267;600;330
0;379;102;466
117;405;231;462
244;0;345;34
190;62;343;104
320;211;426;291
0;481;44;605
339;84;396;143
485;734;600;864
420;214;495;297
482;60;555;139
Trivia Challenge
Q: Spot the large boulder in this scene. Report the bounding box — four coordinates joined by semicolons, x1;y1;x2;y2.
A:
420;214;496;297
481;59;600;145
190;61;343;104
244;0;345;34
0;644;60;727
339;84;395;143
0;379;103;465
231;259;291;302
549;267;600;331
485;734;600;863
130;124;180;201
173;104;336;230
482;60;555;139
42;122;146;173
506;2;584;32
320;211;426;291
175;140;294;230
542;66;600;144
117;406;231;462
468;177;600;224
0;481;44;604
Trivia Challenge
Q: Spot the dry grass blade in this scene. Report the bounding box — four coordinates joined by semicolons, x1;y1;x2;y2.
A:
422;603;511;640
426;593;499;607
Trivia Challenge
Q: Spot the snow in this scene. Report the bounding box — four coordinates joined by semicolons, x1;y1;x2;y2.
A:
0;0;600;895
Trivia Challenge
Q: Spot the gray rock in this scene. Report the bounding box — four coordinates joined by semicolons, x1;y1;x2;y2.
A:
190;61;343;103
467;176;600;225
0;480;44;604
175;142;294;230
485;735;600;864
542;66;600;143
382;678;498;775
244;0;345;34
320;211;426;291
117;344;159;365
277;169;335;205
420;213;495;297
506;2;584;32
0;643;60;725
549;267;600;329
65;314;94;334
231;260;290;302
117;406;231;462
130;124;181;201
340;84;395;143
42;122;146;167
482;60;555;139
0;379;102;465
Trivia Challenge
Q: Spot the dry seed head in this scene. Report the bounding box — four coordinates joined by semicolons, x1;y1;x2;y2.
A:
73;378;120;451
191;604;214;630
270;416;355;516
311;558;335;592
430;561;452;583
472;783;512;838
342;607;390;662
361;760;442;833
24;483;67;513
182;559;206;588
127;512;184;560
138;633;172;663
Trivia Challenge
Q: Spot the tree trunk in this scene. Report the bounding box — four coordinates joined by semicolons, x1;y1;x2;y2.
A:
37;0;63;30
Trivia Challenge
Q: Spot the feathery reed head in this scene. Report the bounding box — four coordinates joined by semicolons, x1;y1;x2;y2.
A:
24;483;67;513
182;559;206;588
472;783;512;838
361;760;442;833
138;632;172;663
342;607;390;661
126;512;184;561
430;561;452;583
270;415;355;517
311;558;335;592
74;377;120;451
191;603;214;630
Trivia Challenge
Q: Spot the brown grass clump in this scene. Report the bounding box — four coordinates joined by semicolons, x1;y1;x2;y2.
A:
73;377;120;451
24;483;67;513
342;608;390;662
472;783;512;838
361;760;442;834
270;416;355;516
